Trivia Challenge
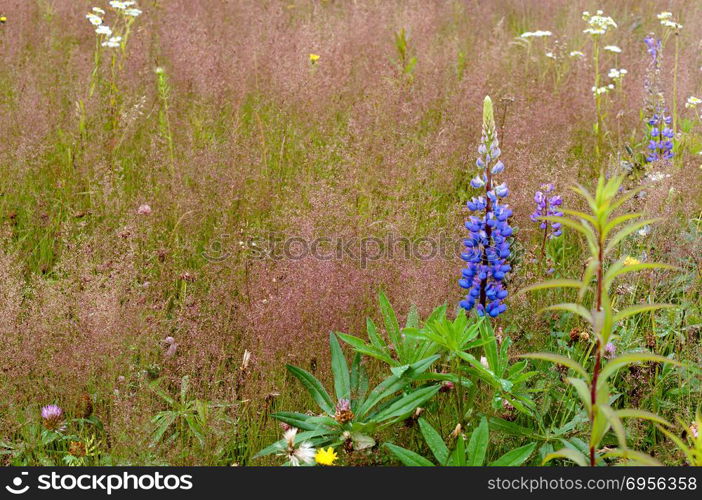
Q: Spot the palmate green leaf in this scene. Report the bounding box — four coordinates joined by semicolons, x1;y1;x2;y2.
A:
489;442;537;466
286;365;335;415
519;352;588;378
519;279;586;296
384;443;435;466
566;377;592;413
604;218;661;254
598;352;681;385
616;409;672;427
418;418;449;465
541;303;593;324
467;417;489;466
601;448;663;466
369;384;441;423
542;447;589;466
329;333;351;401
614;303;675;322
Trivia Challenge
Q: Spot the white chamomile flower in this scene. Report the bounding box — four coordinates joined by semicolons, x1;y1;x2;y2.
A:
92;7;106;15
604;45;621;53
110;1;127;9
545;51;555;59
125;8;142;17
569;50;585;58
95;25;112;36
86;13;103;26
102;35;122;48
686;96;701;108
657;12;673;20
608;68;627;80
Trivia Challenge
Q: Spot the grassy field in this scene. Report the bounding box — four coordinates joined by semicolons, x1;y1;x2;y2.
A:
0;0;700;466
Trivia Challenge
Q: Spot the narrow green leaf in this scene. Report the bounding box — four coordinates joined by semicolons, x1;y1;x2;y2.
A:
370;385;441;423
600;404;627;450
466;417;489;466
286;365;334;415
566;377;592;413
541;303;593;323
379;292;403;360
542;447;589;466
518;279;585;296
605;218;661;254
329;333;351;401
599;353;681;384
614;303;675;322
418;418;449;465
615;409;672;427
490;442;537;466
384;443;435;466
519;352;588;378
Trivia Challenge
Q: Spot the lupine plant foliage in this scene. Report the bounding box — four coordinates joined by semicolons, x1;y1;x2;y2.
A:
520;174;680;466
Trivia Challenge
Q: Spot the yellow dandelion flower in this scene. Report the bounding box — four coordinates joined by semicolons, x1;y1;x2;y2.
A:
315;446;337;466
309;53;320;63
623;256;640;266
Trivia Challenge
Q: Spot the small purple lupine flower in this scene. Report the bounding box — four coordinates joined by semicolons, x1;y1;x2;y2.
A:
604;342;616;360
41;404;66;432
531;183;563;241
459;97;513;318
643;34;673;163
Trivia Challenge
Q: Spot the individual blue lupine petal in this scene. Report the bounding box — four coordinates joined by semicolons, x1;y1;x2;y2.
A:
470;176;485;188
476;158;485;168
478;143;487;155
494;183;509;197
491;161;504;174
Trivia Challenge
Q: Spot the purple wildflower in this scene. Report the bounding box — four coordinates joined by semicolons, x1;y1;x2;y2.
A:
643;34;673;162
604;342;616;360
41;404;66;432
531;183;563;239
459;96;513;318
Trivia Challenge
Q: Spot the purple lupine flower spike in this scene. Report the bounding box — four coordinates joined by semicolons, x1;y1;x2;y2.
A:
459;97;513;318
643;34;673;163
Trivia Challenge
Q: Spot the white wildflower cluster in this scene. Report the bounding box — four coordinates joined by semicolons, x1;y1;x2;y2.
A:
685;96;702;108
604;45;621;53
592;84;615;95
520;30;552;39
607;67;627;81
658;11;682;31
582;10;617;36
85;2;141;49
569;50;585;58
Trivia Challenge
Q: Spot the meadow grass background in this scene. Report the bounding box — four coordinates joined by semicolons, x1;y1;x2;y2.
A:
0;0;700;465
